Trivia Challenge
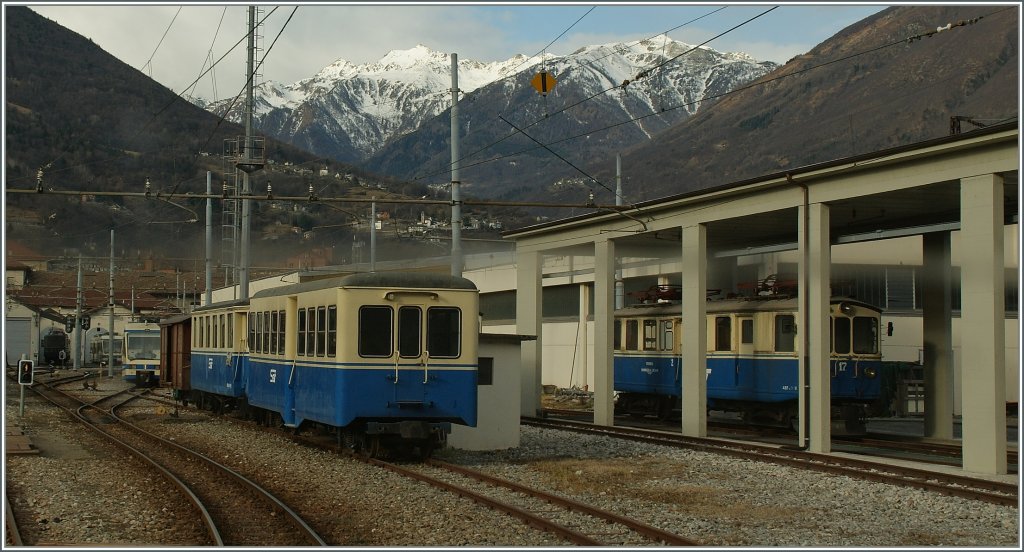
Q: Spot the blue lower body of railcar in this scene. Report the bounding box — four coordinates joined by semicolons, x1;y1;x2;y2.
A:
124;363;160;386
614;355;881;405
614;354;681;396
190;351;248;398
245;358;478;429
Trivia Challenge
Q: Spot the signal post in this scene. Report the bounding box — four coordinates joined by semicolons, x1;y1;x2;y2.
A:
17;355;34;416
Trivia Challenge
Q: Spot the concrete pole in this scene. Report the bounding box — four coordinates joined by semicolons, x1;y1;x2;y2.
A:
108;230;114;378
681;224;707;437
593;238;615;426
614;155;624;309
205;171;213;306
239;5;256;301
450;53;463;277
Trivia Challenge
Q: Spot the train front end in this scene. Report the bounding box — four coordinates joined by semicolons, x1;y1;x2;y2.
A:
122;322;161;386
246;273;479;457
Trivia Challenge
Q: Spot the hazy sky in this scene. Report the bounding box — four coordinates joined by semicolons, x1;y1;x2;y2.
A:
27;2;890;100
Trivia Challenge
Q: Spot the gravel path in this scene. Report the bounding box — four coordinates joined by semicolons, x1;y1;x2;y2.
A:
5;375;1020;547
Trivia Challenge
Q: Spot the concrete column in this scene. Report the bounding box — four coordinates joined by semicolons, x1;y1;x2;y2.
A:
922;232;954;440
681;224;707;437
800;202;831;453
516;249;543;417
593;238;616;426
577;283;590;391
959;173;1006;474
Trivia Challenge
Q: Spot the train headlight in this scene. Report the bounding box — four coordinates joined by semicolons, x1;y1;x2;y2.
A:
864;366;877;378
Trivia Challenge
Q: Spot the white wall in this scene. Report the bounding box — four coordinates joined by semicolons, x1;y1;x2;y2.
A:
448;335;523;451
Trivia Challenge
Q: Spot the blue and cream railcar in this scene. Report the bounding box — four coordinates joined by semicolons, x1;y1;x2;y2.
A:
189;299;250;410
122;321;162;385
245;272;479;455
614;297;883;432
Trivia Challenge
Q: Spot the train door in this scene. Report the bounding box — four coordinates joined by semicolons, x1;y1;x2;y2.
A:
394;303;427;405
734;315;755;397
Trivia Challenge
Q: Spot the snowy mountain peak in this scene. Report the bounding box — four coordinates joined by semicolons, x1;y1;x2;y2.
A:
201;36;777;164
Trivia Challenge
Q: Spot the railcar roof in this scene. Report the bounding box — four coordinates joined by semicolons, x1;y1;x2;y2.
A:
192;298;250;313
613;296;880;316
251;272;477;300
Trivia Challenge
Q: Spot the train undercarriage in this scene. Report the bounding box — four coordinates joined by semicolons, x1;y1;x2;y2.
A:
614;392;871;435
175;389;445;459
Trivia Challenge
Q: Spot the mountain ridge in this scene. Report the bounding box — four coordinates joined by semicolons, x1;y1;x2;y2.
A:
203;36;778;165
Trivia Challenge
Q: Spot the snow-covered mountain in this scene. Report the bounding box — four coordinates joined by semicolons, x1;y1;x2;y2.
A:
203;37;778;166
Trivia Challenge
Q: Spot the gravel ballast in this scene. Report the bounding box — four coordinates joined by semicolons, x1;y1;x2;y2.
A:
5;376;1020;547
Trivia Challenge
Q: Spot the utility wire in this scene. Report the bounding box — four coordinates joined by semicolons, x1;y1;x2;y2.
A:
186;6;228;100
429;6;777;183
504;5;597;77
140;6;182;79
412;7;1001;184
412;6;730;183
27;7;280;185
173;6;298;198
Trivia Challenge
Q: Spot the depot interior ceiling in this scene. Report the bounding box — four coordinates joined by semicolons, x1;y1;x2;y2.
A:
613;174;1018;259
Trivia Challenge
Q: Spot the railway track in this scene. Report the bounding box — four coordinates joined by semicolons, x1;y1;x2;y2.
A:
23;379;327;547
186;403;701;546
371;457;700;546
523;416;1019;508
543;407;1019;474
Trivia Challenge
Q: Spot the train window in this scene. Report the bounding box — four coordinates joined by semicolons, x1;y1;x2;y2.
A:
775;315;796;352
266;311;274;354
852;317;879;354
316;306;327;357
197;317;204;348
270;311;279;355
714;317;731;351
643;320;658;351
625;320;639;350
427;307;461;358
205;317;211;349
247;314;255;353
260;311;267;353
398;306;422;358
277;311;285;355
219;314;226;349
297;308;307;356
327;307;336;356
614;320;622;350
305;309;316;356
741;319;753;345
834;317;851;354
660;320;673;351
227;313;233;350
359;306;393;357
